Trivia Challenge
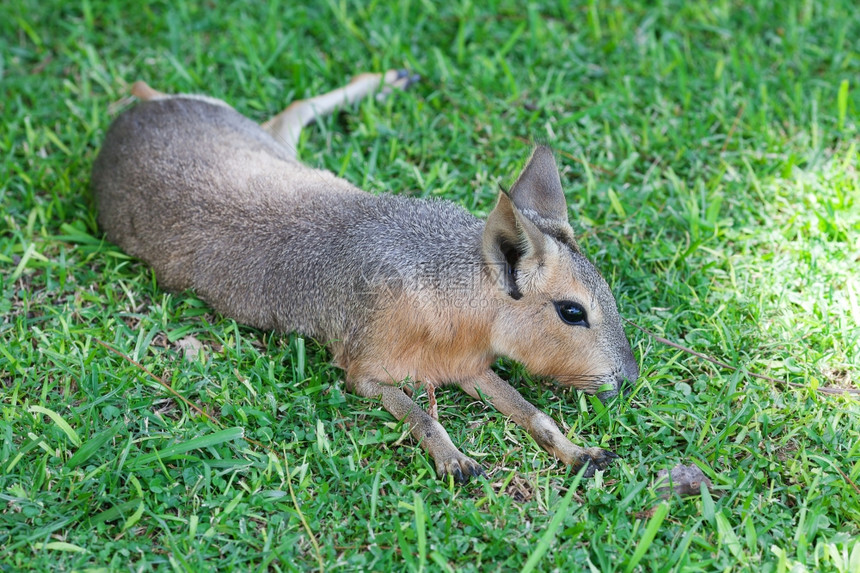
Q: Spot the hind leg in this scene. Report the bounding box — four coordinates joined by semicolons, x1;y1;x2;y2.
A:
261;69;419;158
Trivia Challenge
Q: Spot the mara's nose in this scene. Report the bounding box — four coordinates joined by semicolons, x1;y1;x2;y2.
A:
598;344;639;404
614;345;640;398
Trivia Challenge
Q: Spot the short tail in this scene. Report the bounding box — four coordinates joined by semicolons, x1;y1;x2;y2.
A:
131;81;166;101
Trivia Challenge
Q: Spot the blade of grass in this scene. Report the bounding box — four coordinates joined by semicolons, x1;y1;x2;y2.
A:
837;79;849;131
28;405;81;447
129;427;244;467
89;499;143;527
66;423;124;468
414;492;427;572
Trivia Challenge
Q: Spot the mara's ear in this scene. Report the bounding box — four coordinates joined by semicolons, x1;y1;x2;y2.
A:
509;146;578;247
482;192;545;298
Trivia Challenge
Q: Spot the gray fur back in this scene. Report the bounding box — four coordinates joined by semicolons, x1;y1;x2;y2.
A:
91;98;483;343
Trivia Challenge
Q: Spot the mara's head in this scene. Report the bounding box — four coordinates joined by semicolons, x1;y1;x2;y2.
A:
482;146;638;400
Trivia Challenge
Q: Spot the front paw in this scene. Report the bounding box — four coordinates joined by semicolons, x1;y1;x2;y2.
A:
376;69;421;101
434;451;487;483
550;439;619;477
575;447;619;478
529;413;620;476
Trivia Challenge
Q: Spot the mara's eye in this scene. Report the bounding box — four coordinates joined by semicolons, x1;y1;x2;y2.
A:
554;301;589;327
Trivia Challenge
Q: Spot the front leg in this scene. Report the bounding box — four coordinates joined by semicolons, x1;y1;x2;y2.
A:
458;371;617;477
352;378;485;482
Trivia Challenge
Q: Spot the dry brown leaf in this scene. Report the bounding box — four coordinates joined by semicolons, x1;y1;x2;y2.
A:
175;335;206;363
656;463;714;499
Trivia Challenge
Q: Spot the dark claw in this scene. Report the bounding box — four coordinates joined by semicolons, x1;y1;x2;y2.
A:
471;465;488;479
452;467;464;483
394;68;421;89
599;450;620;463
582;462;597;478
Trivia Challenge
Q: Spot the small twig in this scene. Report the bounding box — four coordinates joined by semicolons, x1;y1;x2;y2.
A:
282;445;326;573
623;319;860;396
720;103;746;154
834;466;860;497
95;338;326;571
95;339;219;423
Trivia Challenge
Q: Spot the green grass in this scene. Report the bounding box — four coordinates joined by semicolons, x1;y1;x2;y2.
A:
2;0;859;570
